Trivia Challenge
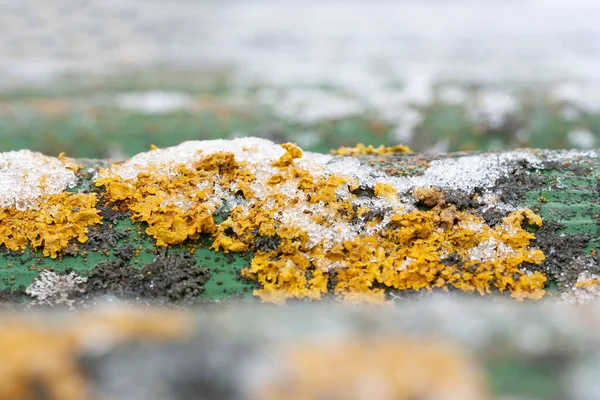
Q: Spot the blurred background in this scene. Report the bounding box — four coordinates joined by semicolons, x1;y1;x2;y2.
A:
2;0;600;157
5;3;600;399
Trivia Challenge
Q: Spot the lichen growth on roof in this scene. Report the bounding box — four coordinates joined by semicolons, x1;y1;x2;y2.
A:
332;143;412;156
96;137;547;304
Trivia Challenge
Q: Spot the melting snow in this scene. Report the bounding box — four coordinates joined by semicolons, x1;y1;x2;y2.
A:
100;138;555;251
0;150;78;210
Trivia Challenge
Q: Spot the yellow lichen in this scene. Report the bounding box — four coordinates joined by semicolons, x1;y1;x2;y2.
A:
0;193;102;258
503;208;543;228
273;142;303;167
97;141;547;304
96;152;243;246
255;336;491;400
331;143;412;156
575;276;600;289
56;152;82;172
237;178;546;303
374;182;398;201
0;308;190;400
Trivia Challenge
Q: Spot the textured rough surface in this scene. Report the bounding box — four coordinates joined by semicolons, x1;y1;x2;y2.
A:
4;3;600;397
0;139;600;305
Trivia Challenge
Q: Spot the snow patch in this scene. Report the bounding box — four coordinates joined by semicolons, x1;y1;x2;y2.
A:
101;138;550;253
568;128;596;149
115;91;195;114
0;150;78;210
468;92;517;130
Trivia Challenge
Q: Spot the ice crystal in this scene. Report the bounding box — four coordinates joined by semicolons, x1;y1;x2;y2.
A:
0;150;78;210
468;238;516;262
100;138;552;255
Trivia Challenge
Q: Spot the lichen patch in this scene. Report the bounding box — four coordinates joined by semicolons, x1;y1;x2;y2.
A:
0;192;102;258
0;308;190;400
97;138;547;304
332;143;412;156
255;337;491;400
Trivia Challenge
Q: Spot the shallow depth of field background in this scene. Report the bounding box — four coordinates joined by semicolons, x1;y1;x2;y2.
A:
4;3;600;400
1;0;600;157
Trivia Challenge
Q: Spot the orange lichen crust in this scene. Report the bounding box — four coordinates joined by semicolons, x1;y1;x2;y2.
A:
574;276;600;290
254;336;491;400
96;152;250;247
0;192;101;258
243;206;546;304
97;141;546;304
0;308;190;400
331;143;412;156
